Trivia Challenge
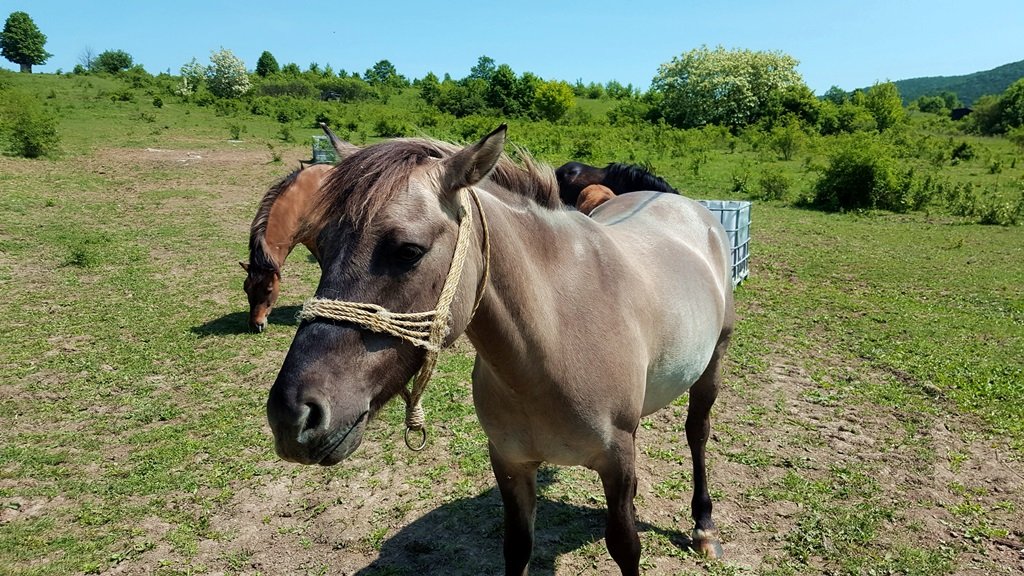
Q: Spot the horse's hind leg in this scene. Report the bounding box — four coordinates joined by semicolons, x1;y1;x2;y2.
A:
489;443;539;576
686;334;729;558
595;429;641;576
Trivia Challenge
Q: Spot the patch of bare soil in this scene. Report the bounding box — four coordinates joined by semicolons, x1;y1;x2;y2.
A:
103;346;1024;576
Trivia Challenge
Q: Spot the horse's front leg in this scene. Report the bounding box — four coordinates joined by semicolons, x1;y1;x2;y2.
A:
596;430;641;576
686;340;727;558
489;443;538;576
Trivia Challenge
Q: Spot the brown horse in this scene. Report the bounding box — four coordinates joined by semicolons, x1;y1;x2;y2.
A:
265;126;734;575
555;161;678;208
241;123;358;333
576;183;617;215
240;163;332;333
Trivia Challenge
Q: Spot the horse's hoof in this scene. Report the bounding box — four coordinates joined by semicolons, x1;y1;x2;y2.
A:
692;528;724;559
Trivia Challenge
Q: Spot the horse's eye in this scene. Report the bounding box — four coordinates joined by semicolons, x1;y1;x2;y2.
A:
394;244;425;266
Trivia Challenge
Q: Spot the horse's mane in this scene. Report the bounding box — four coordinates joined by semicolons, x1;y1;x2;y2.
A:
308;137;561;232
602;162;678;194
248;169;302;273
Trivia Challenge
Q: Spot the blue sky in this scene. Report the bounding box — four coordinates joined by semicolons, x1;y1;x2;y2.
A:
5;1;1023;94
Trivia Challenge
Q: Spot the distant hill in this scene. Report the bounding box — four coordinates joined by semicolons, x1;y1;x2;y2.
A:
891;59;1024;106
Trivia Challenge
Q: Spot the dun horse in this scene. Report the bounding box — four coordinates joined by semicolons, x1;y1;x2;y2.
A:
241;124;357;333
265;126;735;575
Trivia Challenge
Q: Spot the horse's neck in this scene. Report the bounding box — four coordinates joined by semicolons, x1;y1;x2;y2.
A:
464;193;608;379
264;176;316;264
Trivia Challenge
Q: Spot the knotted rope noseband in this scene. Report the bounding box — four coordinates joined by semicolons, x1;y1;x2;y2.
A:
297;187;489;450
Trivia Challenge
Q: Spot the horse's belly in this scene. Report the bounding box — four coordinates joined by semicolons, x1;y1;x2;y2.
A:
642;349;712;416
641;310;720;416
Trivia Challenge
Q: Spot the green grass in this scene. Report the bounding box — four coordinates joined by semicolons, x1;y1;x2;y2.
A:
0;72;1022;575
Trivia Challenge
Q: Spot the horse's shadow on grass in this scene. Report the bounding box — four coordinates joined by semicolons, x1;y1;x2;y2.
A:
355;470;692;575
190;305;303;336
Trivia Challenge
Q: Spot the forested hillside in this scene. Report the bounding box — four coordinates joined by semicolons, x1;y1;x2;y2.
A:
893;59;1024;105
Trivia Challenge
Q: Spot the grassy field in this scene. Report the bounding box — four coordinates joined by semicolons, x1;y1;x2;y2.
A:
1;74;1023;575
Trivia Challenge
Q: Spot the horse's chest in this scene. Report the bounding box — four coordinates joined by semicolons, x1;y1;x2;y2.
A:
472;376;615;467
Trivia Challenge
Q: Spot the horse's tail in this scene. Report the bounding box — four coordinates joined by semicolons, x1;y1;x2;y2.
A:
319;122;359;159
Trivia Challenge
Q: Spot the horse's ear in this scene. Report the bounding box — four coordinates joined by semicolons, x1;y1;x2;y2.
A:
441;124;506;194
239;261;249;271
320;122;359;160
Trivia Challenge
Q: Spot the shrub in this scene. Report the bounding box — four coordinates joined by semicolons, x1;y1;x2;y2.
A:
256;77;316;98
950;141;975;163
1;90;60;158
317;77;377;102
768;118;807;161
374;116;408;138
812;134;913;212
533;79;575;122
757;166;791;201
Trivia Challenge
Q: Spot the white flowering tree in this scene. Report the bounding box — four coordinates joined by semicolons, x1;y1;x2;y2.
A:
205;48;251;98
652;45;804;129
176;57;205;96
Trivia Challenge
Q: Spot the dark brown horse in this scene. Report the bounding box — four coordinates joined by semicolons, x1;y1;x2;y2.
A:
555;161;678;208
265;126;734;575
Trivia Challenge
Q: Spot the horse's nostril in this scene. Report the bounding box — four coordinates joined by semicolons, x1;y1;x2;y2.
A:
303;401;327;434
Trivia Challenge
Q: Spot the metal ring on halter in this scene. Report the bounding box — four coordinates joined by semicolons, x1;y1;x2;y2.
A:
404;427;428;451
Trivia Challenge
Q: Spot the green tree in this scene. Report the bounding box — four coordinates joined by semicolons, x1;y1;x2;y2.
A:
863;82;905;131
434;77;486;117
533;79;575;122
605;80;634;100
364;59;407;89
486;64;527;115
652;45;804;128
205;48;251;98
912;95;947;114
419;71;441;105
176;57;204;96
91;49;133;74
0;11;52;73
999;78;1024;130
822;85;849;105
467;55;496;82
255;51;279;77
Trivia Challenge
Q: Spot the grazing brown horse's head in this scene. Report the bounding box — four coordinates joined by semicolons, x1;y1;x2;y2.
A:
576;184;617;214
240;259;280;333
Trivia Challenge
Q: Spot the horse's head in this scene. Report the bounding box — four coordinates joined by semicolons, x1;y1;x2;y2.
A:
577;184;617;215
266;126;503;465
555;161;603;207
240;260;280;333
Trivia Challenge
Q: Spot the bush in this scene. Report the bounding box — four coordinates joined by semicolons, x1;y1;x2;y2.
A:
317;77;377;102
757;166;791;201
812;134;912;212
950;141;975;163
1;90;60;158
256;77;316;98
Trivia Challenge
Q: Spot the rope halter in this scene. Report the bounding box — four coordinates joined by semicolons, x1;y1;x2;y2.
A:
297;187;489;450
